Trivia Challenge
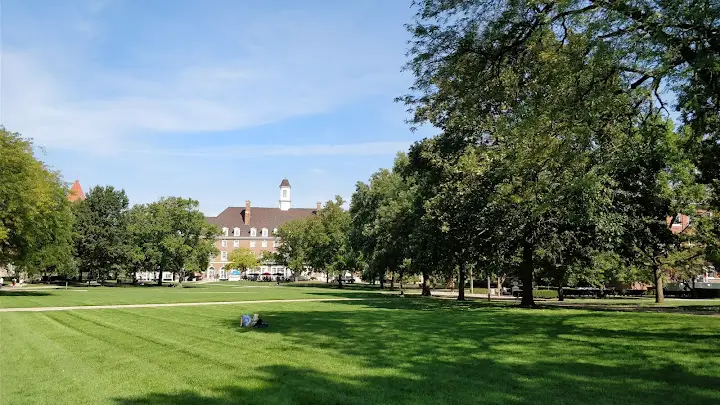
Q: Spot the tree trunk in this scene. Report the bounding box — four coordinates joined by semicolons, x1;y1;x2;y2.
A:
653;264;664;304
469;268;474;295
487;274;491;302
390;272;395;290
78;267;83;282
498;275;504;296
458;264;466;301
379;276;385;289
421;270;431;296
520;241;535;307
558;285;564;302
157;269;163;286
337;275;343;289
326;271;329;283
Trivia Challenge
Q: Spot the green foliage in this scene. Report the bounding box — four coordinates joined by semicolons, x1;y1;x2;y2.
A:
275;218;313;280
148;197;218;283
227;248;259;272
0;128;75;275
72;186;131;281
350;154;416;288
398;0;720;305
532;290;559;299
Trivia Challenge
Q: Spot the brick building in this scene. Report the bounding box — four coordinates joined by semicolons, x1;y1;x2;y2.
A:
204;179;320;280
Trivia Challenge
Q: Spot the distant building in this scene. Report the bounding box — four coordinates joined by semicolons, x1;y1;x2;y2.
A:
67;180;86;202
204;179;321;280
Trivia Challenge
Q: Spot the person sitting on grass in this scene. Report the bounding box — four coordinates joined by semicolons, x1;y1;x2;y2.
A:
241;313;268;328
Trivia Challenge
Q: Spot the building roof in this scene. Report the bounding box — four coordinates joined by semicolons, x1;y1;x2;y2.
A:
279;178;291;187
67;180;86;202
206;206;316;235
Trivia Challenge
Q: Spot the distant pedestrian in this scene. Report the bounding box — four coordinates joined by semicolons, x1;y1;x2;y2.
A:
0;277;4;288
12;278;17;287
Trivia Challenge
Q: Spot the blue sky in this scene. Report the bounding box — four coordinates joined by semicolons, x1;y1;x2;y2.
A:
0;0;433;215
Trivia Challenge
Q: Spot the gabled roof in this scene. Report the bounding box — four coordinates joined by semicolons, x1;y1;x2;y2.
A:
67;180;86;202
206;206;316;235
280;179;291;187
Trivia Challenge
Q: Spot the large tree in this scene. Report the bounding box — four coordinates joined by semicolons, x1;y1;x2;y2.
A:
350;154;417;291
0;128;75;276
146;197;218;285
275;218;313;281
308;196;352;288
73;186;131;283
400;0;717;306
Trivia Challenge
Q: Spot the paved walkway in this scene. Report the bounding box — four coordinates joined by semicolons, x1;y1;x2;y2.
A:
0;297;367;313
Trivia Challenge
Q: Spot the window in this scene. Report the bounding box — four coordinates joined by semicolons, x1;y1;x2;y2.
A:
262;228;268;237
209;253;216;260
221;240;227;247
233;240;239;248
220;251;228;261
262;240;268;248
233;227;241;236
273;228;277;235
222;227;229;237
282;189;288;198
250;241;256;248
273;240;278;248
250;228;257;237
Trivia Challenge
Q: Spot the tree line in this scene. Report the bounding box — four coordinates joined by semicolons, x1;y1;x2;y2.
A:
1;128;219;285
278;0;720;306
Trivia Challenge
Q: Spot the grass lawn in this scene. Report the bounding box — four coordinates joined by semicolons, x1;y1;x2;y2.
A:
0;282;378;309
2;297;719;405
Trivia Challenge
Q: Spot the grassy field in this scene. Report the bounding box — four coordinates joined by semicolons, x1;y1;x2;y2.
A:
0;282;378;308
2;291;719;405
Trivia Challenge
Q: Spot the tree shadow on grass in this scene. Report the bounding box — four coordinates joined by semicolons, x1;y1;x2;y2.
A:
285;282;384;292
162;297;720;405
113;360;719;405
0;290;51;297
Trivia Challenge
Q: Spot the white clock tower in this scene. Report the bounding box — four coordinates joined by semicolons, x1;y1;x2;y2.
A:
279;179;291;211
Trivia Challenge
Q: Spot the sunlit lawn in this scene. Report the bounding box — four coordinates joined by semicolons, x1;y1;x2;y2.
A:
2;296;719;405
0;282;377;309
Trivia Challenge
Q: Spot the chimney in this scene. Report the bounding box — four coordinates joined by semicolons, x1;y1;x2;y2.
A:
244;200;251;225
316;201;322;211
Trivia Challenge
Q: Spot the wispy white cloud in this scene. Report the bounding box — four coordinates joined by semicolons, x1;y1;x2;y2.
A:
0;1;406;154
0;50;397;152
108;141;413;158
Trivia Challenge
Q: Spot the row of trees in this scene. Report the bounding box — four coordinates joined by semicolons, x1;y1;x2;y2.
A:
279;1;719;306
1;127;219;285
344;0;720;306
274;196;362;287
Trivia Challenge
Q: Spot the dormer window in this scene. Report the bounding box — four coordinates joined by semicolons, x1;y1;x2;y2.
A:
262;228;268;237
273;228;278;235
233;227;241;236
250;228;257;237
222;227;229;237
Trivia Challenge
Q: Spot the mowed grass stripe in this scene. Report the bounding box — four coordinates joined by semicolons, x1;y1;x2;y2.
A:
3;299;720;405
0;284;377;308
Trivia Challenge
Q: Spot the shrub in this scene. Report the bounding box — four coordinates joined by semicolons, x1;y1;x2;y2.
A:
533;289;559;299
